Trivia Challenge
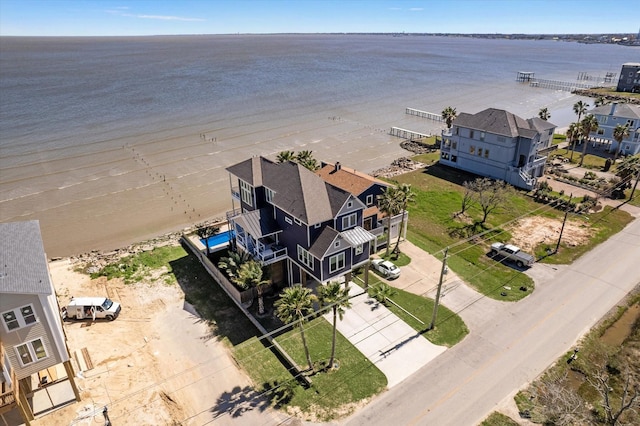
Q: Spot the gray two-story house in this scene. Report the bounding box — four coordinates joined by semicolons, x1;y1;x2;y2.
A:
225;156;399;288
1;221;80;424
440;108;556;190
591;103;640;156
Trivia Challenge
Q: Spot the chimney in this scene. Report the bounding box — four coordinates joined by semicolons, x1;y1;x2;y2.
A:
334;162;341;172
610;102;618;116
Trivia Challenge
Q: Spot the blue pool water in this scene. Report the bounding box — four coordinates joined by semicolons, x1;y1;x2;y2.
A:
201;231;234;248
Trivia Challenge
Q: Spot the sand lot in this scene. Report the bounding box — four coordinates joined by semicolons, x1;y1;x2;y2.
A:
37;259;284;426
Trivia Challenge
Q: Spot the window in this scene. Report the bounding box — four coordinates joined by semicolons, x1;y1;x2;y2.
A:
469;130;475;139
597;129;605;136
265;188;275;203
15;338;47;366
329;253;345;273
477;148;483;156
239;180;254;206
342;213;357;229
2;305;37;332
334;240;340;248
347;201;353;208
480;132;485;141
484;149;489;158
451;155;457;162
626;119;635;127
297;246;314;268
355;244;364;255
366;194;373;206
452;141;457;149
469;145;475;155
294;218;302;226
441;152;450;160
455;127;459;135
284;216;293;225
314;223;321;229
599;116;607;124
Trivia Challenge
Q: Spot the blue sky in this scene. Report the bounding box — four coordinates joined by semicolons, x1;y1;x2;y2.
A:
0;0;637;37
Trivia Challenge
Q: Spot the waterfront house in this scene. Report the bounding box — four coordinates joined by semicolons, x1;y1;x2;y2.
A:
225;156;405;288
590;103;640;156
439;108;556;190
1;221;80;425
616;63;640;93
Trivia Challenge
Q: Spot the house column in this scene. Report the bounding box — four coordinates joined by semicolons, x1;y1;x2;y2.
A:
364;262;370;290
344;271;351;287
63;360;81;402
17;378;34;424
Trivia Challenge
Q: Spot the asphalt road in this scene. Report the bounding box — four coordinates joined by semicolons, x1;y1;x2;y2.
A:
346;214;640;426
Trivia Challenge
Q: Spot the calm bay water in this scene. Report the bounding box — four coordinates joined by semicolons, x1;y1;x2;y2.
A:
0;35;637;256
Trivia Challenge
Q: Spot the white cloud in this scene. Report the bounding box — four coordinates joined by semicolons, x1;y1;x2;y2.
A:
389;7;401;10
409;8;424;11
106;8;204;22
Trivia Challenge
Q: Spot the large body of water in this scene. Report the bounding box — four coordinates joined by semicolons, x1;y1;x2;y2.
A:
1;35;637;257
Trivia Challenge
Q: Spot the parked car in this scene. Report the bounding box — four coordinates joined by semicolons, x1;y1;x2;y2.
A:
371;259;401;279
489;243;535;268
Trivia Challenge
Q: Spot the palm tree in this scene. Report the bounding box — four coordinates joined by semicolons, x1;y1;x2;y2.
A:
370;282;397;306
318;281;351;370
573;100;589;124
393;184;415;255
233;260;270;315
579;114;599;166
195;224;220;256
613;124;630;162
378;186;400;257
567;122;580;162
296;150;319;171
441;106;457;129
218;250;252;280
276;150;296;163
538;107;550;121
275;285;317;371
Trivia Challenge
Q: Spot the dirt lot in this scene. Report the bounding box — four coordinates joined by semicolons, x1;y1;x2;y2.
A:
508;216;593;253
36;259;283;426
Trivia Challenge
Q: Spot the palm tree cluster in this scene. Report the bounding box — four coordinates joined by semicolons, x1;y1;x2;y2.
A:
377;184;415;257
441;106;457;129
276;149;319;171
275;281;352;372
566;101;601;166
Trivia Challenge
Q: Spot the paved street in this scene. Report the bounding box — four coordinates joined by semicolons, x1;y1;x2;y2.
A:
346;208;640;426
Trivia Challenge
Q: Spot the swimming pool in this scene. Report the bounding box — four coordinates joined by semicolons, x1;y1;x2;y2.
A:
201;231;234;248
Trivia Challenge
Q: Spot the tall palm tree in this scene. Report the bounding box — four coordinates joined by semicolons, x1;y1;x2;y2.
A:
393;184;415;255
573;100;589;124
538;107;550;121
441;106;457;129
378;186;400;257
579;114;599;166
296;150;319;171
318;281;351;369
275;285;317;371
233;260;270;315
276;150;296;163
613;124;630;161
567;122;580;162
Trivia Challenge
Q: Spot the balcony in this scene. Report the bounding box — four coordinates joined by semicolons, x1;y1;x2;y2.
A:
235;235;287;266
230;186;240;201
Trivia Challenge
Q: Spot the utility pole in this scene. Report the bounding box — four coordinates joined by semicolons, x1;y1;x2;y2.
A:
555;194;572;253
429;247;448;330
629;171;640;201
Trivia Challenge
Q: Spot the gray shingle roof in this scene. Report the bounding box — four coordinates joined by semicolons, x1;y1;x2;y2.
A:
227;157;351;224
309;227;340;258
454;108;554;139
0;221;53;295
590;103;640;120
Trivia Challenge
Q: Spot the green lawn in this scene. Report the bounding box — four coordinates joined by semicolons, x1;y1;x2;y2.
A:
234;317;387;422
362;273;468;347
480;412;520;426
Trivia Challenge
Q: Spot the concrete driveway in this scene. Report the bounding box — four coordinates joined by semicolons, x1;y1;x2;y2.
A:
326;285;446;388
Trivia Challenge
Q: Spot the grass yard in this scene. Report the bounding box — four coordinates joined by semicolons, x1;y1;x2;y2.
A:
549;146;607;169
234;318;387;422
480;411;519;426
363;274;469;347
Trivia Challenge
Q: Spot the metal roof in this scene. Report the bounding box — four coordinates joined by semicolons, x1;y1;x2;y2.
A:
341;227;375;246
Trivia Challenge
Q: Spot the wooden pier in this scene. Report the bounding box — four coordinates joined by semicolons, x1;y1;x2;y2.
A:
529;78;601;92
516;71;535;82
389;127;430;140
405;107;443;122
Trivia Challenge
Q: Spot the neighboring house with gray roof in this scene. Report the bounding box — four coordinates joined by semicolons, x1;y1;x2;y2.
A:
616;63;640;93
0;221;80;424
590;102;640;156
226;157;400;287
439;108;556;190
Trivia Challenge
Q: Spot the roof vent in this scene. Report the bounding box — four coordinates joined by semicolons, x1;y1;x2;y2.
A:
335;162;341;172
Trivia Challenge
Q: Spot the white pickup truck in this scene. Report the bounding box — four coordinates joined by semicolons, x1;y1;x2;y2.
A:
489;243;535;268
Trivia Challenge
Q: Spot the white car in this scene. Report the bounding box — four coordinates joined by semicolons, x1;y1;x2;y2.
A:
371;259;401;279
